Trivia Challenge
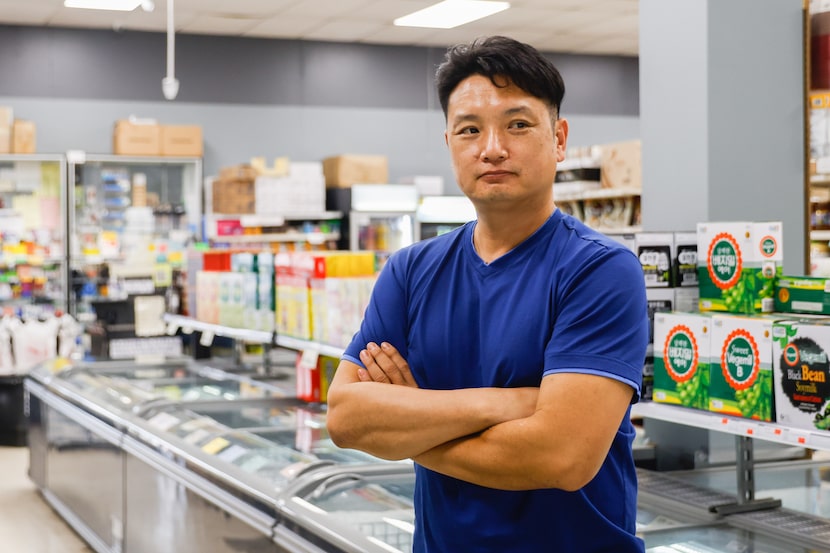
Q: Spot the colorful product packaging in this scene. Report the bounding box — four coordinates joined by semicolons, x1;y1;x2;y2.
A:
774;275;830;315
709;314;775;421
772;319;830;431
697;221;782;314
653;312;711;410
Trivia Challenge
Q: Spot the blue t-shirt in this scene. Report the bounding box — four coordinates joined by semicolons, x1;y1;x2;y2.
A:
343;209;649;553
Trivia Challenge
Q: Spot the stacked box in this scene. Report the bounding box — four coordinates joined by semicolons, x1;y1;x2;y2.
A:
673;231;698;288
113;120;161;156
195;271;220;324
160;125;203;157
772;319;830;431
323;154;388;188
697;221;782;314
254;162;325;215
709;314;775;421
775;275;830;315
636;232;674;288
653;312;711;409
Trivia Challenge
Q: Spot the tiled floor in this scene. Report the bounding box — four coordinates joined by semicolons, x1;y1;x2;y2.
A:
0;446;93;552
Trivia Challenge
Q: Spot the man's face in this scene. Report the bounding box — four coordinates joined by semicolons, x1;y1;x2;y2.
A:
444;74;567;209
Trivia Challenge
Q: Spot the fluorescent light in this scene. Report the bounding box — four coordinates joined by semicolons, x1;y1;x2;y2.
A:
394;0;510;29
64;0;142;11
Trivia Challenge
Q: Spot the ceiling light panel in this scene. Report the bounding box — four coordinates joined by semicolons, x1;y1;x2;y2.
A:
64;0;141;11
395;0;510;29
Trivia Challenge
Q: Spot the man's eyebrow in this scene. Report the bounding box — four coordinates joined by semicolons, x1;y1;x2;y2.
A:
451;105;536;125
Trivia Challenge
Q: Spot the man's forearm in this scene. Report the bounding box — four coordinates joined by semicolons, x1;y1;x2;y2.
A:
326;382;537;460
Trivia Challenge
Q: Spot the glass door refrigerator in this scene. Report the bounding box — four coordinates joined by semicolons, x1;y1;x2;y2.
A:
66;153;202;327
348;184;419;262
416;195;477;240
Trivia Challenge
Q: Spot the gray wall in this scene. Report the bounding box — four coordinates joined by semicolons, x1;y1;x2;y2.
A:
640;0;805;272
0;25;641;188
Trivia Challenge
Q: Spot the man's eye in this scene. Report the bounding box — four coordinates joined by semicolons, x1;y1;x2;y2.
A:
459;127;479;135
511;121;529;129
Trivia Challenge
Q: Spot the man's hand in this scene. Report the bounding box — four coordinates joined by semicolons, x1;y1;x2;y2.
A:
358;341;419;388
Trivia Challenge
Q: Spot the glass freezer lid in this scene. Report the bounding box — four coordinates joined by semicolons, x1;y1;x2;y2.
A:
140;398;320;440
285;469;416;553
643;522;816;552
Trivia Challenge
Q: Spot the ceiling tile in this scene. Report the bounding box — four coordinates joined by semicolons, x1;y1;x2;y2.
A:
243;15;321;39
179;14;261;35
300;19;387;42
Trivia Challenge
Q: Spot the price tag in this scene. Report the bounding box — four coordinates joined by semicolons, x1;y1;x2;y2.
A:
166;322;179;335
299;349;319;370
182;326;194;335
202;437;230;455
147;412;181;432
200;331;215;347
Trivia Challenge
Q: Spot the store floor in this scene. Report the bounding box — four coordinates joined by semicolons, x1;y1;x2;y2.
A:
0;445;93;552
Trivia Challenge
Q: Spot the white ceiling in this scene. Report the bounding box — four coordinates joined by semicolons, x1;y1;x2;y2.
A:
0;0;640;56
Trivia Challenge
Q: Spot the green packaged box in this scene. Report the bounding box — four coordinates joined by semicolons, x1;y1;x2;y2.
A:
774;275;830;315
697;221;782;314
709;314;775;421
653;311;711;410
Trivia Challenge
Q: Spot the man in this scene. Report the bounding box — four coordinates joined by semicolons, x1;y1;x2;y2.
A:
326;36;648;552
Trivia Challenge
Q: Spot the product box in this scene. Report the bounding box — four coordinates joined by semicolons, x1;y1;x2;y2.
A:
673;231;698;287
709;314;775;421
11;120;35;154
323;154;388;188
653;312;711;410
113;120;161;156
697;221;782;314
646;288;675;344
599;139;641;190
160;125;203;157
212;179;255;214
674;287;700;314
0;106;12;154
772;319;830;430
636;232;674;288
775;275;830;315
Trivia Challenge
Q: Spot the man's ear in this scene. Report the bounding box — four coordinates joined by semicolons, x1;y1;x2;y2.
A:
444;129;450;148
555;119;569;162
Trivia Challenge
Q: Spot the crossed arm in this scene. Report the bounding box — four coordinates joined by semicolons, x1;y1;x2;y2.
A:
325;341;635;491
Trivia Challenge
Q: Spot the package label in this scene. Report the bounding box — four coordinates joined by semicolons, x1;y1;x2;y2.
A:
773;321;830;431
653;313;709;410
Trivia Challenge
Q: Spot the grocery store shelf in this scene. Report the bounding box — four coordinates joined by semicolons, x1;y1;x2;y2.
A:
161;314;346;358
632;401;830;452
810;230;830;241
211;232;339;245
598;226;642;235
237;212;342;227
555;186;641;202
0;256;64;267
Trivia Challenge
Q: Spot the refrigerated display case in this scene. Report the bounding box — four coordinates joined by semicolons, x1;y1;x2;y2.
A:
24;357;399;553
415;195;476;240
348;184;419;256
67;154;202;317
0;154;68;312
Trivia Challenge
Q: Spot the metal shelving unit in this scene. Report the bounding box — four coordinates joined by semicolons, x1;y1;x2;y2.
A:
0;153;69;311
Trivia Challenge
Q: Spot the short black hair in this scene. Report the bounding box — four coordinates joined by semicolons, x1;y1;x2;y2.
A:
435;36;565;120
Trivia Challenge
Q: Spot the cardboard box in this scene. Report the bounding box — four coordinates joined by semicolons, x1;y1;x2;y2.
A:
697;222;782;314
709;314;775;421
775;275;830;315
11;120;36;154
0;107;12;154
114;120;161;156
599;139;641;190
212;179;255;214
160;125;202;157
323;154;388;187
772;319;830;430
653;312;711;410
